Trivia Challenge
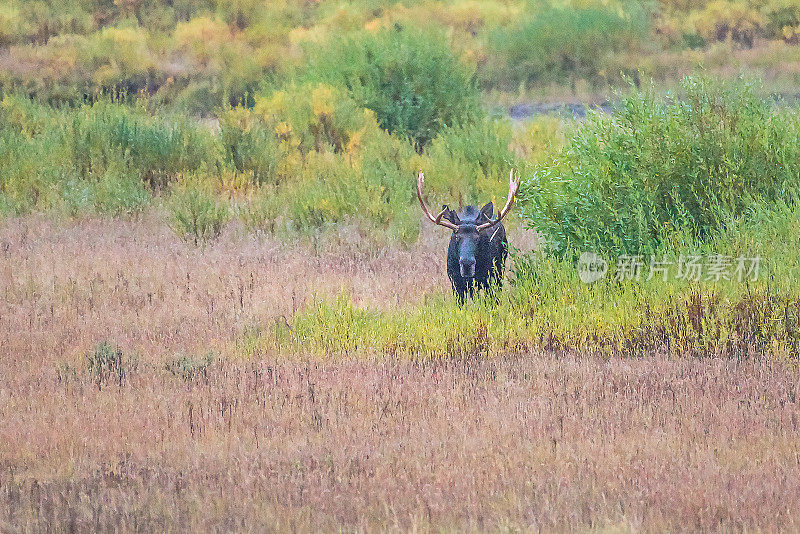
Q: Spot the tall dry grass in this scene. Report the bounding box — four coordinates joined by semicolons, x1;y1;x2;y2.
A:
1;215;800;531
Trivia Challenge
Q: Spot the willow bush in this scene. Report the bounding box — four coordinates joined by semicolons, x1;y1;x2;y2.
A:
303;25;482;148
522;76;800;259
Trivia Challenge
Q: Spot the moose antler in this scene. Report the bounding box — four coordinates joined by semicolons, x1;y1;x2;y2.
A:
416;172;458;230
477;169;521;231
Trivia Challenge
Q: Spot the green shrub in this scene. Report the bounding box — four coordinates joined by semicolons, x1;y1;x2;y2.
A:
303;25;481;148
93;166;151;216
486;6;649;91
761;0;800;41
218;105;281;186
511;116;567;163
0;94;52;136
358;132;420;245
168;180;230;245
60;173;94;216
81;26;157;92
284;151;361;229
522;76;800;259
0;96;187;215
249;82;424;240
68;100;216;189
0;2;32;45
172;16;263;109
0;100;67;213
238;187;281;234
253;83;368;157
423;118;518;208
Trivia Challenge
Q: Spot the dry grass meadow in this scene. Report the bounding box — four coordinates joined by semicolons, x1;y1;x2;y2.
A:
2;214;800;532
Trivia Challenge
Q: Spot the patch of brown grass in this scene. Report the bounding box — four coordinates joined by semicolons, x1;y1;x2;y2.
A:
2;215;800;531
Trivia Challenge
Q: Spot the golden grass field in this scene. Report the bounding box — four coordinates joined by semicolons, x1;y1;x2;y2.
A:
2;215;800;531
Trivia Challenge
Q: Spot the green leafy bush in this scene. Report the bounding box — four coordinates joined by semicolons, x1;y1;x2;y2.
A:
486;7;649;91
81;26;157;91
168;180;229;245
523;76;800;258
0;96;203;214
218;105;281;186
284;151;362;229
0;3;31;46
69;100;215;189
253;83;369;156
93;166;152;216
358;130;419;244
238;187;281;234
303;25;481;148
0;97;66;212
761;0;800;41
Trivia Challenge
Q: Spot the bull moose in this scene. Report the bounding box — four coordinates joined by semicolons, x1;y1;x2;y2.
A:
416;170;521;302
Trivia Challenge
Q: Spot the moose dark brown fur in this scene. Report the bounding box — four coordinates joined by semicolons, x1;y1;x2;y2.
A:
416;171;521;302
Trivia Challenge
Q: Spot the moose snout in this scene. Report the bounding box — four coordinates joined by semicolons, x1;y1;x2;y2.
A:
459;258;476;278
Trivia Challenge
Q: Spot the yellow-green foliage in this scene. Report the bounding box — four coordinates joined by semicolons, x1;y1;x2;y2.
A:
2;0;800;110
484;5;650;91
168;176;230;245
258;239;798;360
215;80;515;241
241;82;422;238
687;1;766;47
423;119;518;207
658;0;800;46
0;2;29;45
511;116;566;162
302;26;482;147
243;276;800;360
233;199;800;360
0;95;209;214
253;83;372;156
238;187;281;234
524;76;800;258
84;26;155;87
0;85;527;241
174;16;231;64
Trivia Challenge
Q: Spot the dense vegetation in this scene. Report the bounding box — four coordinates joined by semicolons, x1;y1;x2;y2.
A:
5;0;800;110
0;88;525;244
525;77;800;258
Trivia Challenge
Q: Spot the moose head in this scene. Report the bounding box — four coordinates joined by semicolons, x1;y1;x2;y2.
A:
416;170;521;301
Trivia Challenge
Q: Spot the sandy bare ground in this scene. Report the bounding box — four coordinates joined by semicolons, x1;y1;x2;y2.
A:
1;215;799;532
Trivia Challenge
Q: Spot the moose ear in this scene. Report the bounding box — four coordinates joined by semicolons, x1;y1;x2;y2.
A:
442;205;460;225
479;202;494;222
